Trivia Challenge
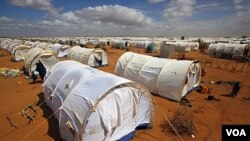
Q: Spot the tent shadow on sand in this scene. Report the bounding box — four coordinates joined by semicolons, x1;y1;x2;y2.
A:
220;94;233;97
36;92;61;140
28;80;43;84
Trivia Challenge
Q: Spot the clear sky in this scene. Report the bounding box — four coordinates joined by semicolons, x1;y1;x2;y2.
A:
0;0;249;37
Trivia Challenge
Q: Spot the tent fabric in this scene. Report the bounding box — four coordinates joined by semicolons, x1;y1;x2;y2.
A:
118;42;126;49
0;40;10;49
12;45;30;61
7;43;21;53
51;43;70;58
166;42;191;52
208;43;249;59
43;61;154;141
43;60;84;109
189;42;199;50
69;46;108;67
134;41;152;48
207;44;217;55
24;48;58;77
160;44;176;58
146;43;157;53
114;52;201;102
1;41;11;49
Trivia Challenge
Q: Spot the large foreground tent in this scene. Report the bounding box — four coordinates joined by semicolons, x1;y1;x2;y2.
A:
24;48;59;78
114;52;201;102
69;46;108;67
43;60;90;114
43;61;154;141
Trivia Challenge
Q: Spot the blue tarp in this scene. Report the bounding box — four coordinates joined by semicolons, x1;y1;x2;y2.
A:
118;123;149;141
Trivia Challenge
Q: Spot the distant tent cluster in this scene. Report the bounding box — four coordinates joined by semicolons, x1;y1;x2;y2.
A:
0;39;110;82
208;43;249;59
43;61;154;141
0;39;31;61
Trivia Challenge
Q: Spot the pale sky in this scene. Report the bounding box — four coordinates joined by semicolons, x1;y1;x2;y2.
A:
0;0;250;37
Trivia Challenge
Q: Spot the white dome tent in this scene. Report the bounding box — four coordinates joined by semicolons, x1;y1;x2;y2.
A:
51;43;70;58
24;48;58;80
31;41;40;48
12;45;30;61
0;40;10;49
1;40;12;49
6;42;21;53
208;43;249;59
114;52;201;102
69;46;108;67
43;61;154;141
173;42;191;52
189;42;199;50
43;60;91;113
207;44;217;55
31;42;52;50
159;44;176;58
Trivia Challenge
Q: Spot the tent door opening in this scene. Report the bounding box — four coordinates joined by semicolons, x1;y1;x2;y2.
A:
94;52;103;66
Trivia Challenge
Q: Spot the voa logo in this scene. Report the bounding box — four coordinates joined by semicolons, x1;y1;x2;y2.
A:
226;129;246;136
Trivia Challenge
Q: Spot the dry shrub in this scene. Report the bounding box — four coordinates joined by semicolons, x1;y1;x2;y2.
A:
0;51;4;57
161;108;196;136
199;40;209;52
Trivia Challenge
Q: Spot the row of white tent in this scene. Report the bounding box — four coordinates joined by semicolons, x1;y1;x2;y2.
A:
24;50;200;140
0;39;31;61
1;38;202;141
23;49;200;103
2;36;249;48
77;38;200;51
0;39;109;68
1;38;201;102
208;43;249;59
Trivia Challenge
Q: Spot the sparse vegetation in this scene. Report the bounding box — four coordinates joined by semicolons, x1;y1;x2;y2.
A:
198;40;209;52
161;108;196;136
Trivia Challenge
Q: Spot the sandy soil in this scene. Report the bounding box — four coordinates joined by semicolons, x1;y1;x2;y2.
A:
0;47;249;141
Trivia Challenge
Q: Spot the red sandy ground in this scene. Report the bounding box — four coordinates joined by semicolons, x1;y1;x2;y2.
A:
0;46;250;141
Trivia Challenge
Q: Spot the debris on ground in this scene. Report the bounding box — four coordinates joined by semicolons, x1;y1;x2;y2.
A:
194;85;212;94
6;116;17;129
161;108;196;135
242;95;250;101
180;98;192;107
20;101;38;124
205;95;220;101
0;67;21;77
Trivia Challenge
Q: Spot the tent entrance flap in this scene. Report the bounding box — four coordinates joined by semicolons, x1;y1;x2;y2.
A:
94;52;103;65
